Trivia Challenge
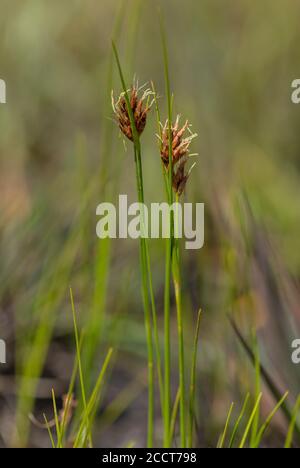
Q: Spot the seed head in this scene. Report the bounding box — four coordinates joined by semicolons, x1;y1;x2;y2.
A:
112;82;153;142
159;116;197;196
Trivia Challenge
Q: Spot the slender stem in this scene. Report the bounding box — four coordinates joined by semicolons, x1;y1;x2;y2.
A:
173;194;186;448
160;14;174;448
170;387;180;444
112;43;155;447
144;242;164;415
135;88;163;421
134;144;155;448
152;79;171;445
163;233;172;447
163;161;173;448
141;242;155;448
152;79;176;443
134;135;163;444
188;310;202;447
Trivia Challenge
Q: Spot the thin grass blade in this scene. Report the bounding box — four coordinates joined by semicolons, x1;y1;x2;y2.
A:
239;393;262;448
229;316;300;437
285;395;300;448
253;392;289;448
229;393;250;448
43;414;55;449
74;348;113;448
218;403;234;448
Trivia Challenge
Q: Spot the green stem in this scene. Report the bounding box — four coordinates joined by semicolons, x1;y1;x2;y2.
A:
134;142;162;443
163;234;172;447
163;147;173;448
135;141;163;443
144;242;164;416
134;145;155;449
188;310;201;447
160;13;174;447
173;194;186;448
112;43;155;447
141;242;155;448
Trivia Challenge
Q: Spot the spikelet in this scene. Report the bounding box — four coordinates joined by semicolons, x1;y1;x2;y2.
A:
112;81;154;142
159;116;197;195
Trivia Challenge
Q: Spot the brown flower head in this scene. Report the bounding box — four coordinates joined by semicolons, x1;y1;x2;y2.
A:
159;116;197;196
112;82;153;142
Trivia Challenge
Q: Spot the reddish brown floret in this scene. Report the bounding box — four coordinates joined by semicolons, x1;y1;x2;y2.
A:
160;117;197;196
112;85;152;141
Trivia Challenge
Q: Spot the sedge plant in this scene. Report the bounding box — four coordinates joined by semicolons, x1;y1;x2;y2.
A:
112;44;161;448
157;15;198;448
112;15;198;447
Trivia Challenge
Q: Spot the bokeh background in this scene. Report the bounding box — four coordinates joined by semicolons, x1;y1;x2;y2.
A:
0;0;300;447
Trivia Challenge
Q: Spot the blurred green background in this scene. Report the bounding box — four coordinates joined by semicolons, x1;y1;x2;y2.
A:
0;0;300;447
